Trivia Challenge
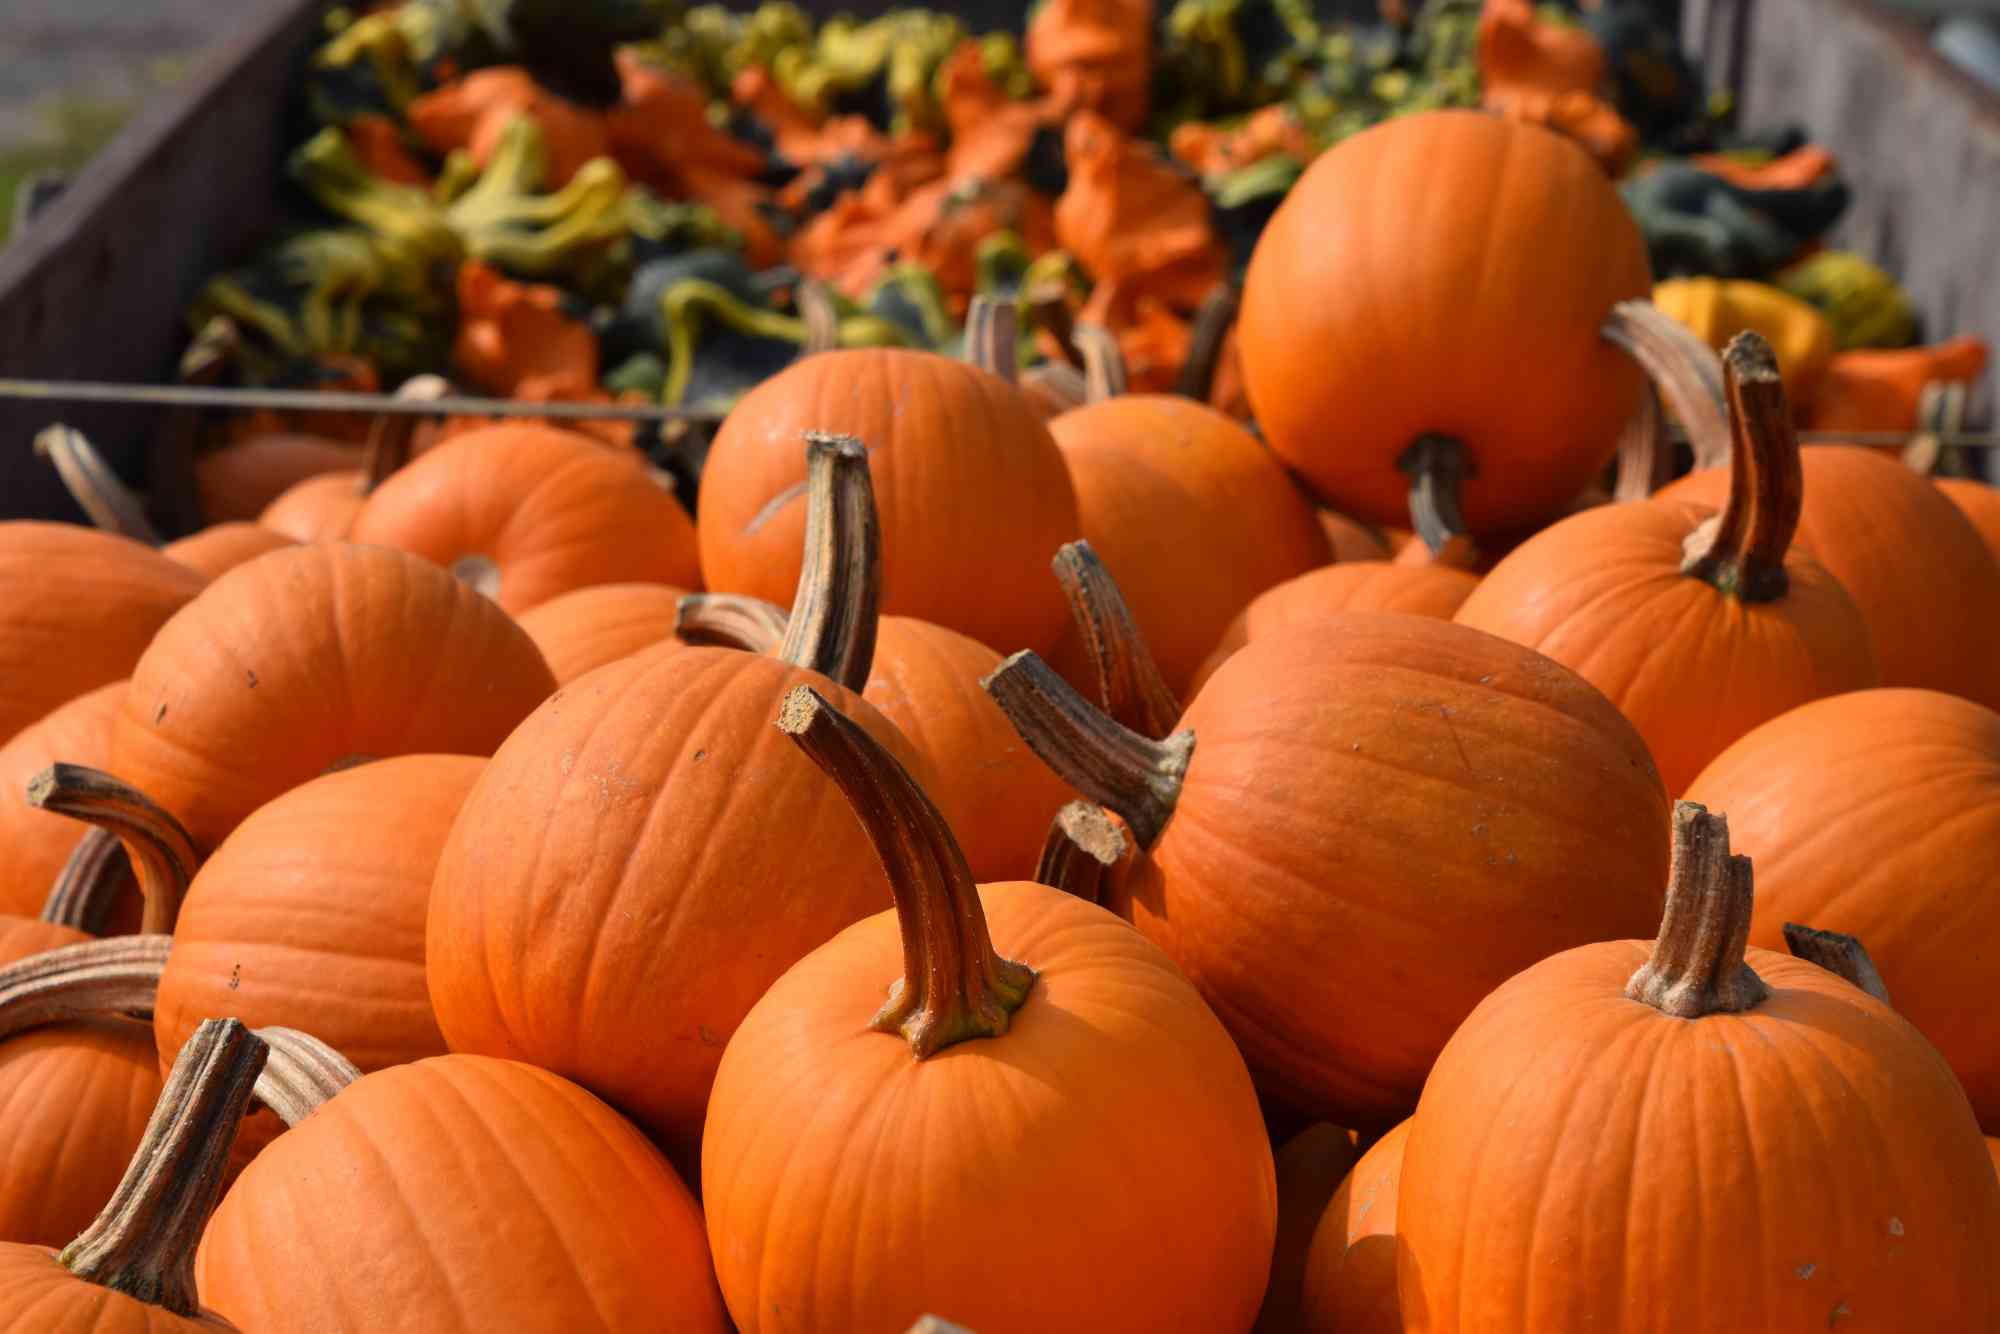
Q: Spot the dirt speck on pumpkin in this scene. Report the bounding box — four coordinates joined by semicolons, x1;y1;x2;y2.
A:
1795;1262;1816;1279
153;701;167;724
1887;1217;1904;1236
698;1025;722;1046
1828;1300;1852;1326
245;669;258;688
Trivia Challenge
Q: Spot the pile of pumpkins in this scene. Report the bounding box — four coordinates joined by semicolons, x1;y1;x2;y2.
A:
6;108;2000;1333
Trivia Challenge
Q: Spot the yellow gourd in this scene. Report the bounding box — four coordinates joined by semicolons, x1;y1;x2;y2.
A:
1652;277;1839;408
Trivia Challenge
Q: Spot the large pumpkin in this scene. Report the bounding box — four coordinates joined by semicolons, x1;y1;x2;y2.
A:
1240;110;1651;541
1936;477;2000;568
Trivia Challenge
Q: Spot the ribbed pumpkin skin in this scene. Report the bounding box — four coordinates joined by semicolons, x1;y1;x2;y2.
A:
111;545;555;854
161;523;295;579
514;582;690;684
1937;478;2000;568
1685;689;2000;1130
1454;497;1878;795
0;1025;161;1247
0;1247;233;1333
257;469;365;541
195;1055;728;1333
1299;1120;1408;1334
1196;563;1479;694
153;754;478;1080
0;524;206;749
1660;447;2000;710
0;682;125;918
1240;112;1650;535
350;426;702;613
1048;395;1331;694
1397;947;2000;1331
426;647;931;1167
698;348;1082;655
861;617;1074;883
1111;613;1670;1127
702;882;1277;1334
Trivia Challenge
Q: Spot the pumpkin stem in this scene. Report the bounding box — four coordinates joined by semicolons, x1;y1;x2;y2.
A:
799;279;842;355
777;684;1037;1057
982;650;1193;850
252;1027;361;1127
1624;801;1771;1018
1783;924;1892;1005
1679;333;1800;602
1053;540;1182;740
360;373;448;494
1034;801;1128;904
1611;379;1672;502
1176;283;1238;402
0;934;170;1045
60;1017;267;1316
1398;434;1475;559
27;764;197;936
1020;361;1088;414
676;593;790;651
1600;300;1731;471
964;296;1019;384
41;827;138;935
1075;323;1128;403
1025;283;1081;369
34;424;164;545
774;433;881;689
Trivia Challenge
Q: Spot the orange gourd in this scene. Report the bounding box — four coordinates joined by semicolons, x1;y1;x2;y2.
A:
1807;336;1989;434
1026;0;1151;132
1240;111;1651;546
1692;144;1838;192
1658;444;2000;709
110;544;554;854
406;66;612;189
515;582;691;684
1936;477;2000;567
1298;1120;1409;1334
451;261;600;400
700;684;1275;1332
1456;333;1878;794
1396;803;2000;1329
0;681;126;917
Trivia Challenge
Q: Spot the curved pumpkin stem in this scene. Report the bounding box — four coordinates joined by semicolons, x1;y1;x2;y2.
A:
1025;283;1082;369
60;1017;267;1317
27;765;197;936
982;650;1194;850
778;685;1037;1058
773;433;881;690
35;424;165;545
1783;924;1892;1005
42;827;138;935
1021;361;1088;414
676;593;790;651
1600;300;1731;471
1176;283;1238;402
1612;379;1673;502
361;374;449;494
0;933;171;1044
1398;434;1477;561
1034;801;1128;904
1053;541;1181;740
252;1027;361;1127
964;296;1019;385
1679;332;1800;603
1075;324;1128;403
1624;801;1770;1018
798;280;843;356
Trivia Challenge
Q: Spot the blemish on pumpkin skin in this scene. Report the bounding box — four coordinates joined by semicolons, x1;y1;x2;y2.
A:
245;669;258;689
153;702;167;724
1887;1217;1904;1236
1828;1301;1852;1326
1796;1262;1816;1279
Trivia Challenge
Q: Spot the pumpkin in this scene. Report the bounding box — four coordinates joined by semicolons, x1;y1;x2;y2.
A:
1652;276;1840;408
700;684;1276;1331
1195;562;1479;694
984;611;1671;1128
348;422;701;614
1685;688;2000;1131
1808;336;1989;435
0;1017;262;1332
161;525;297;580
697;337;1082;656
255;377;445;542
1657;444;2000;709
1239;111;1652;547
110;544;555;854
196;432;361;522
427;439;936;1169
0;524;205;749
1396;802;2000;1329
1296;1120;1409;1334
514;582;692;684
0;682;127;918
1455;332;1878;795
1935;477;2000;568
1254;1123;1363;1333
1317;511;1393;563
196;1052;728;1332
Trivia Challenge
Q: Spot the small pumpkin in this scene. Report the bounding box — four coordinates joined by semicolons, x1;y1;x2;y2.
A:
1808;336;1989;435
255;377;445;542
1652;276;1839;408
1297;1120;1409;1334
514;582;693;685
1254;1122;1363;1333
0;682;127;918
195;432;362;522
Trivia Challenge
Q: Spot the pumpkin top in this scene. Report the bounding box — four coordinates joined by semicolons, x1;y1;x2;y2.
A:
1675;333;1801;602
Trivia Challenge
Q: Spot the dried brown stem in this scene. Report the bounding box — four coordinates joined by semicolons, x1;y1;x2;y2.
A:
774;433;880;689
42;827;138;935
253;1027;361;1127
1398;434;1474;557
798;280;842;355
0;934;170;1044
1601;300;1731;471
361;373;449;493
1021;361;1088;414
1782;924;1892;1005
1053;540;1181;740
964;296;1018;384
27;764;198;935
60;1018;267;1315
981;650;1193;850
778;685;1036;1057
676;594;789;650
1624;801;1770;1018
1025;284;1080;368
1612;379;1673;502
1075;324;1128;403
1679;333;1800;602
1176;283;1238;402
1034;802;1129;904
35;424;164;544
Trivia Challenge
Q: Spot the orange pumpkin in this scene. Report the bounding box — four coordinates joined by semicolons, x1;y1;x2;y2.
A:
1685;688;2000;1131
1396;802;2000;1329
1297;1120;1409;1334
196;432;362;522
1240;111;1651;545
111;544;554;854
1456;332;1878;794
1806;335;1988;435
0;682;127;917
254;380;442;542
985;612;1671;1128
701;684;1275;1332
1318;510;1393;563
514;582;691;685
161;524;296;579
1255;1123;1362;1333
1936;477;2000;567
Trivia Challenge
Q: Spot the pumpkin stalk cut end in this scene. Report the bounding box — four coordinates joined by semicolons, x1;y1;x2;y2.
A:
1398;434;1477;559
27;763;198;934
1053;540;1182;740
0;933;171;1044
1600;299;1731;470
964;296;1019;385
774;433;881;689
676;593;790;651
1625;801;1771;1018
1074;323;1128;403
59;1017;268;1316
252;1026;362;1127
1034;801;1129;904
42;827;138;935
981;650;1193;850
1175;283;1238;403
1783;924;1893;1005
35;424;164;545
777;685;1036;1058
1679;332;1800;602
